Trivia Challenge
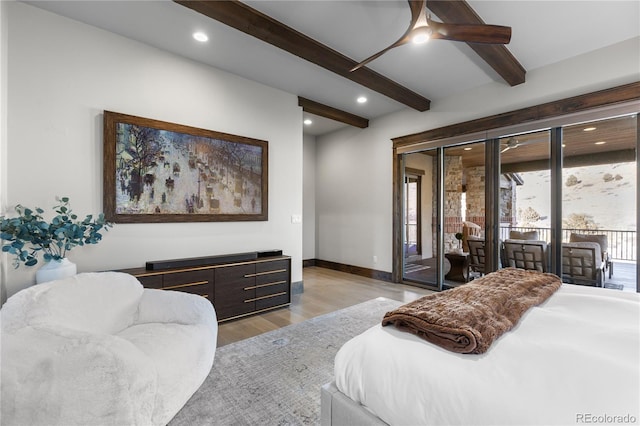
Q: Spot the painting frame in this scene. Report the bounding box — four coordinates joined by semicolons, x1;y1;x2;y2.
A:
103;111;268;223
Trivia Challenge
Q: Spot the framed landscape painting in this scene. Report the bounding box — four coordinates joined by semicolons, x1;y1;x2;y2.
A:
103;111;268;223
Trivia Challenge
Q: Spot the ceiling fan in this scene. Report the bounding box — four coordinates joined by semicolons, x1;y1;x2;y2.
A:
500;137;521;153
350;0;512;72
500;135;545;153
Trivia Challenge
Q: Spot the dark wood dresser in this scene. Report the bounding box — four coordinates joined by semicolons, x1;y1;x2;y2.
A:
117;254;291;322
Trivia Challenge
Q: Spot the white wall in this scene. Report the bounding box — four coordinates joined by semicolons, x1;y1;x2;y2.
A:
3;2;303;298
0;0;8;302
303;134;316;260
316;37;640;273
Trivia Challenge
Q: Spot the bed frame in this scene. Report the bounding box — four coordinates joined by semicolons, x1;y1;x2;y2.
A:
321;382;388;426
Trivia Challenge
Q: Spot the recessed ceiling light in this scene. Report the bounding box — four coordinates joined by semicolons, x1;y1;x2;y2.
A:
356;96;367;104
595;141;606;145
463;147;472;151
303;119;312;125
583;127;596;132
193;32;209;42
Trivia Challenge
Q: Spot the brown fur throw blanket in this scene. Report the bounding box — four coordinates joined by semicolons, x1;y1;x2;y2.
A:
382;268;562;354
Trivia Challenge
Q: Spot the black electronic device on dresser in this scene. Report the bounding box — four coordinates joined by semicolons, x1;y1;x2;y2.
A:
117;251;291;322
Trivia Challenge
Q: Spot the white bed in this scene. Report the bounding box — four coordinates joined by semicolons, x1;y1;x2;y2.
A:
323;284;639;426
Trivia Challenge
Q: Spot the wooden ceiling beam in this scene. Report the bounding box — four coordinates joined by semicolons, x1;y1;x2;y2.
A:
174;0;431;112
427;0;526;86
393;82;640;147
298;97;369;129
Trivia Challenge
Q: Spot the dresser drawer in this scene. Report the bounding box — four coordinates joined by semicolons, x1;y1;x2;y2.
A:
252;259;290;312
216;263;255;282
255;291;290;311
215;264;255;320
161;270;213;300
255;269;289;286
166;282;212;299
254;259;289;288
163;270;212;289
255;259;290;274
135;274;163;289
254;279;289;298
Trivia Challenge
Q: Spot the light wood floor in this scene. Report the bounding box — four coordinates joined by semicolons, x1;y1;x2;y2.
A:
216;266;433;346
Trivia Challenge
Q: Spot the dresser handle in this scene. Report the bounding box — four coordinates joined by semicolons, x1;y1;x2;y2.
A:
243;269;287;278
243;280;287;290
163;281;208;290
244;292;287;303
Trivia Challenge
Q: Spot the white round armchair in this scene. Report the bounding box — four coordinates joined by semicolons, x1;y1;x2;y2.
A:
1;272;218;426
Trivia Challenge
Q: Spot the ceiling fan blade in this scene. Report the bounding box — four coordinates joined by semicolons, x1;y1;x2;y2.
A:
407;0;427;24
515;136;548;146
427;18;511;44
351;0;426;72
350;38;411;72
500;146;512;154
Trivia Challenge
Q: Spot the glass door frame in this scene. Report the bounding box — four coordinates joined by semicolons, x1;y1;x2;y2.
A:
392;93;639;291
404;171;423;257
398;149;444;291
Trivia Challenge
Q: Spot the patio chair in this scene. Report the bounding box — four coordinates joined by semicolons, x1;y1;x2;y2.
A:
508;230;539;240
462;221;482;252
502;239;548;273
569;233;612;279
466;237;486;279
562;242;604;287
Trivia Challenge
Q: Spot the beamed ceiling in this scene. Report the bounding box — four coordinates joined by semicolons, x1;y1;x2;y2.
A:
174;0;527;116
27;0;640;135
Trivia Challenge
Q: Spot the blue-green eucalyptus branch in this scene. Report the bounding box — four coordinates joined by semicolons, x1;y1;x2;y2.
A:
0;197;113;268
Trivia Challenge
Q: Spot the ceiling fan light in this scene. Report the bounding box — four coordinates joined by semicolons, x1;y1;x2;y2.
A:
412;27;431;45
413;34;430;44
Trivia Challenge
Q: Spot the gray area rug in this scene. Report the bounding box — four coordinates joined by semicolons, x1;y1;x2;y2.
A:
169;297;402;426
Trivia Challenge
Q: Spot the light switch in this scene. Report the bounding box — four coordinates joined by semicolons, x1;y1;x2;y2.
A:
291;214;302;224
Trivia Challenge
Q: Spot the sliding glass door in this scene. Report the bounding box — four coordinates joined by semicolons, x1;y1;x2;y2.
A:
561;115;637;290
442;142;486;289
499;130;551;273
402;152;437;287
401;142;486;290
398;111;638;292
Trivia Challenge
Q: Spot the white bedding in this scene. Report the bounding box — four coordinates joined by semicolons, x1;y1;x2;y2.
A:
335;285;640;425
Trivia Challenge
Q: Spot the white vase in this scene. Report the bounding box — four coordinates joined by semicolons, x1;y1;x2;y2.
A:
36;258;77;284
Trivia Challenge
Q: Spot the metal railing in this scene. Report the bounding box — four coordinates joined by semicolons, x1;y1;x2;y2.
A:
500;226;637;261
405;223;419;255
